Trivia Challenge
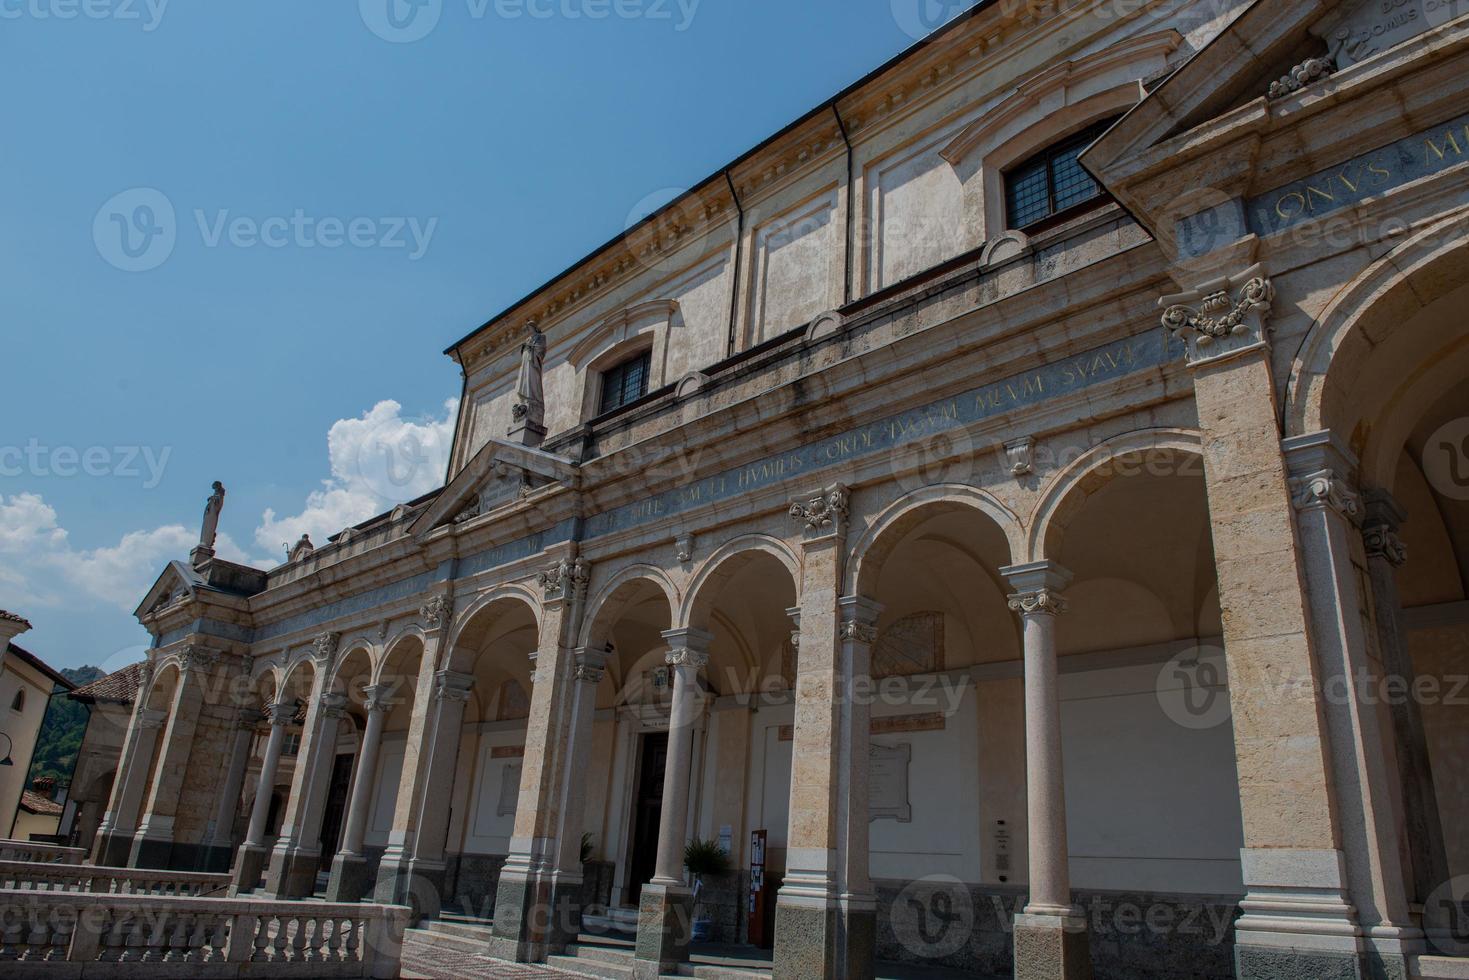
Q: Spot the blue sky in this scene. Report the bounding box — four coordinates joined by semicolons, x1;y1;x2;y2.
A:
1;0;975;671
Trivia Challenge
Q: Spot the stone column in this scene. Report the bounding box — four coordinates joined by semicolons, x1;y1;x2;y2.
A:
231;701;295;893
267;681;349;899
326;685;391;903
633;628;710;980
207;709;262;873
392;668;474;916
1002;561;1090;980
545;645;610;949
1362;492;1453;941
1285;433;1423;974
129;647;214;869
774;484;875;980
374;594;451;907
489;557;589;963
1161;268;1361;978
94;698;165;867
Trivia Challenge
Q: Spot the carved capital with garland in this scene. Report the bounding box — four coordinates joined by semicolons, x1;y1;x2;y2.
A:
539;556;590;602
1160;265;1274;368
1007;589;1068;617
419;594;453;631
789;484;850;540
311;632;340;666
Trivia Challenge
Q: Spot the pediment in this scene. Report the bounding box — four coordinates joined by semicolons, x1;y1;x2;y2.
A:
1081;0;1469;262
409;437;580;536
135;561;203;619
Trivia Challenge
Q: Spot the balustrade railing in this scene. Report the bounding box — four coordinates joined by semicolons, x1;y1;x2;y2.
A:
0;861;230;896
0;841;86;864
0;889;410;978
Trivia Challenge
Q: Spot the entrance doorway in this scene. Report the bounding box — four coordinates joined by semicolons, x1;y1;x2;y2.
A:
627;732;668;904
317;753;355;872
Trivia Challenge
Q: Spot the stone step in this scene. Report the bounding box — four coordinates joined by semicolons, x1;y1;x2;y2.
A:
1420;956;1469;979
675;961;771;980
405;923;497;956
563;942;636;966
547;952;635;980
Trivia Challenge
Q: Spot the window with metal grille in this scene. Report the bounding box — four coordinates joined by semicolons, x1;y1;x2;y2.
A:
599;349;652;415
1004;119;1118;230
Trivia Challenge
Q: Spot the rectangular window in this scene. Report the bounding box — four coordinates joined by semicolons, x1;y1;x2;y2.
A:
599;350;652;415
1004;119;1118;230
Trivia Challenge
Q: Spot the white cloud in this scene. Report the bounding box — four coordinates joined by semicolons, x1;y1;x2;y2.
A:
58;524;195;610
253;399;456;555
0;492;68;553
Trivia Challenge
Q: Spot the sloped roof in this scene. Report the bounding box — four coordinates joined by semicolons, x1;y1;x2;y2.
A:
19;790;63;816
68;661;148;706
0;610;31;627
5;643;74;690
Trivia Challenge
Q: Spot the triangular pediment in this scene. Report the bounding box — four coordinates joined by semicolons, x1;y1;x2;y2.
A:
135;560;204;619
410;437;580;537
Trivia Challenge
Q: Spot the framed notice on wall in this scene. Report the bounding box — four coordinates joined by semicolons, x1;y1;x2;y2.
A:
748;829;770;949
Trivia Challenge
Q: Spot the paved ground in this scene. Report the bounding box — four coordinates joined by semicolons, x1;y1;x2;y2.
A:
400;933;585;979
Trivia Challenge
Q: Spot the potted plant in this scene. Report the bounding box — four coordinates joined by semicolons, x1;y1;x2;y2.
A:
683;838;731;943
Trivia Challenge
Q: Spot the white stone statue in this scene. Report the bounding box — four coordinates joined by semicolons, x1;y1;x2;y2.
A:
512;320;547;430
199;481;226;551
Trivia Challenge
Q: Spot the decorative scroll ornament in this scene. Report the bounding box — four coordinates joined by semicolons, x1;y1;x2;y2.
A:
665;648;710;670
311;632;340;664
1290;470;1363;522
575;663;606;684
790;485;850;533
1008;589;1068;616
1160;266;1275;367
1005;437;1035;478
288;533;315;563
841;621;879;644
420;594;453;630
539;556;590;602
453;495;483;525
1363;525;1408;567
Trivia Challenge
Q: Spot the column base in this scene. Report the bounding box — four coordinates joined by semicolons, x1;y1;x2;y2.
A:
95;829;134;868
265;845;322;899
372;856;447;921
127;832;173;870
325;852;374;904
771;897;875;980
633;882;694;980
1013;910;1092;980
486;870;583;962
230;844;270;895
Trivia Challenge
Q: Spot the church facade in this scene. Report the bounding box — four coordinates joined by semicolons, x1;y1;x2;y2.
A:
98;1;1469;978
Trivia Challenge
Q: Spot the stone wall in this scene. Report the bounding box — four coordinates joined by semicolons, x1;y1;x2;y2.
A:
874;880;1240;980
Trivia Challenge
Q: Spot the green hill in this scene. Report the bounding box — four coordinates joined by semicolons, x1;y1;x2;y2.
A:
26;666;106;791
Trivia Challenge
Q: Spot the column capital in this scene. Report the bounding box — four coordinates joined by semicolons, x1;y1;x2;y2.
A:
433;669;475;703
178;644;218;675
362;684;393;714
789;483;850;541
839;595;884;645
1160;263;1274;368
1001;561;1072;616
319;692;350;719
266;701;297;726
1363;488;1409;565
661;628;713;669
572;645;610;685
235;707;266;730
1289;469;1363;523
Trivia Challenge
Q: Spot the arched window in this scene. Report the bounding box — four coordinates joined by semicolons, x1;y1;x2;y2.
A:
10;689;24;712
1003;117;1119;231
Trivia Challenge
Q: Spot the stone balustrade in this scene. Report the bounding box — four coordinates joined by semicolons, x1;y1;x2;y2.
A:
0;862;231;897
0;889;410;978
0;841;87;864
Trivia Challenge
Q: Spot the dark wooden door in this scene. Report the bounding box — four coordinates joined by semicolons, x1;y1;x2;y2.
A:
317;753;355;872
628;732;669;904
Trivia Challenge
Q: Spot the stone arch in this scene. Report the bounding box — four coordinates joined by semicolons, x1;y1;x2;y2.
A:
1285;211;1469;445
372;626;426;686
1026;427;1205;563
444;590;542;676
141;661;180;713
328;640;375;692
446;584;542;655
679;534;801;631
847;484;1023;597
578;563;680;650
